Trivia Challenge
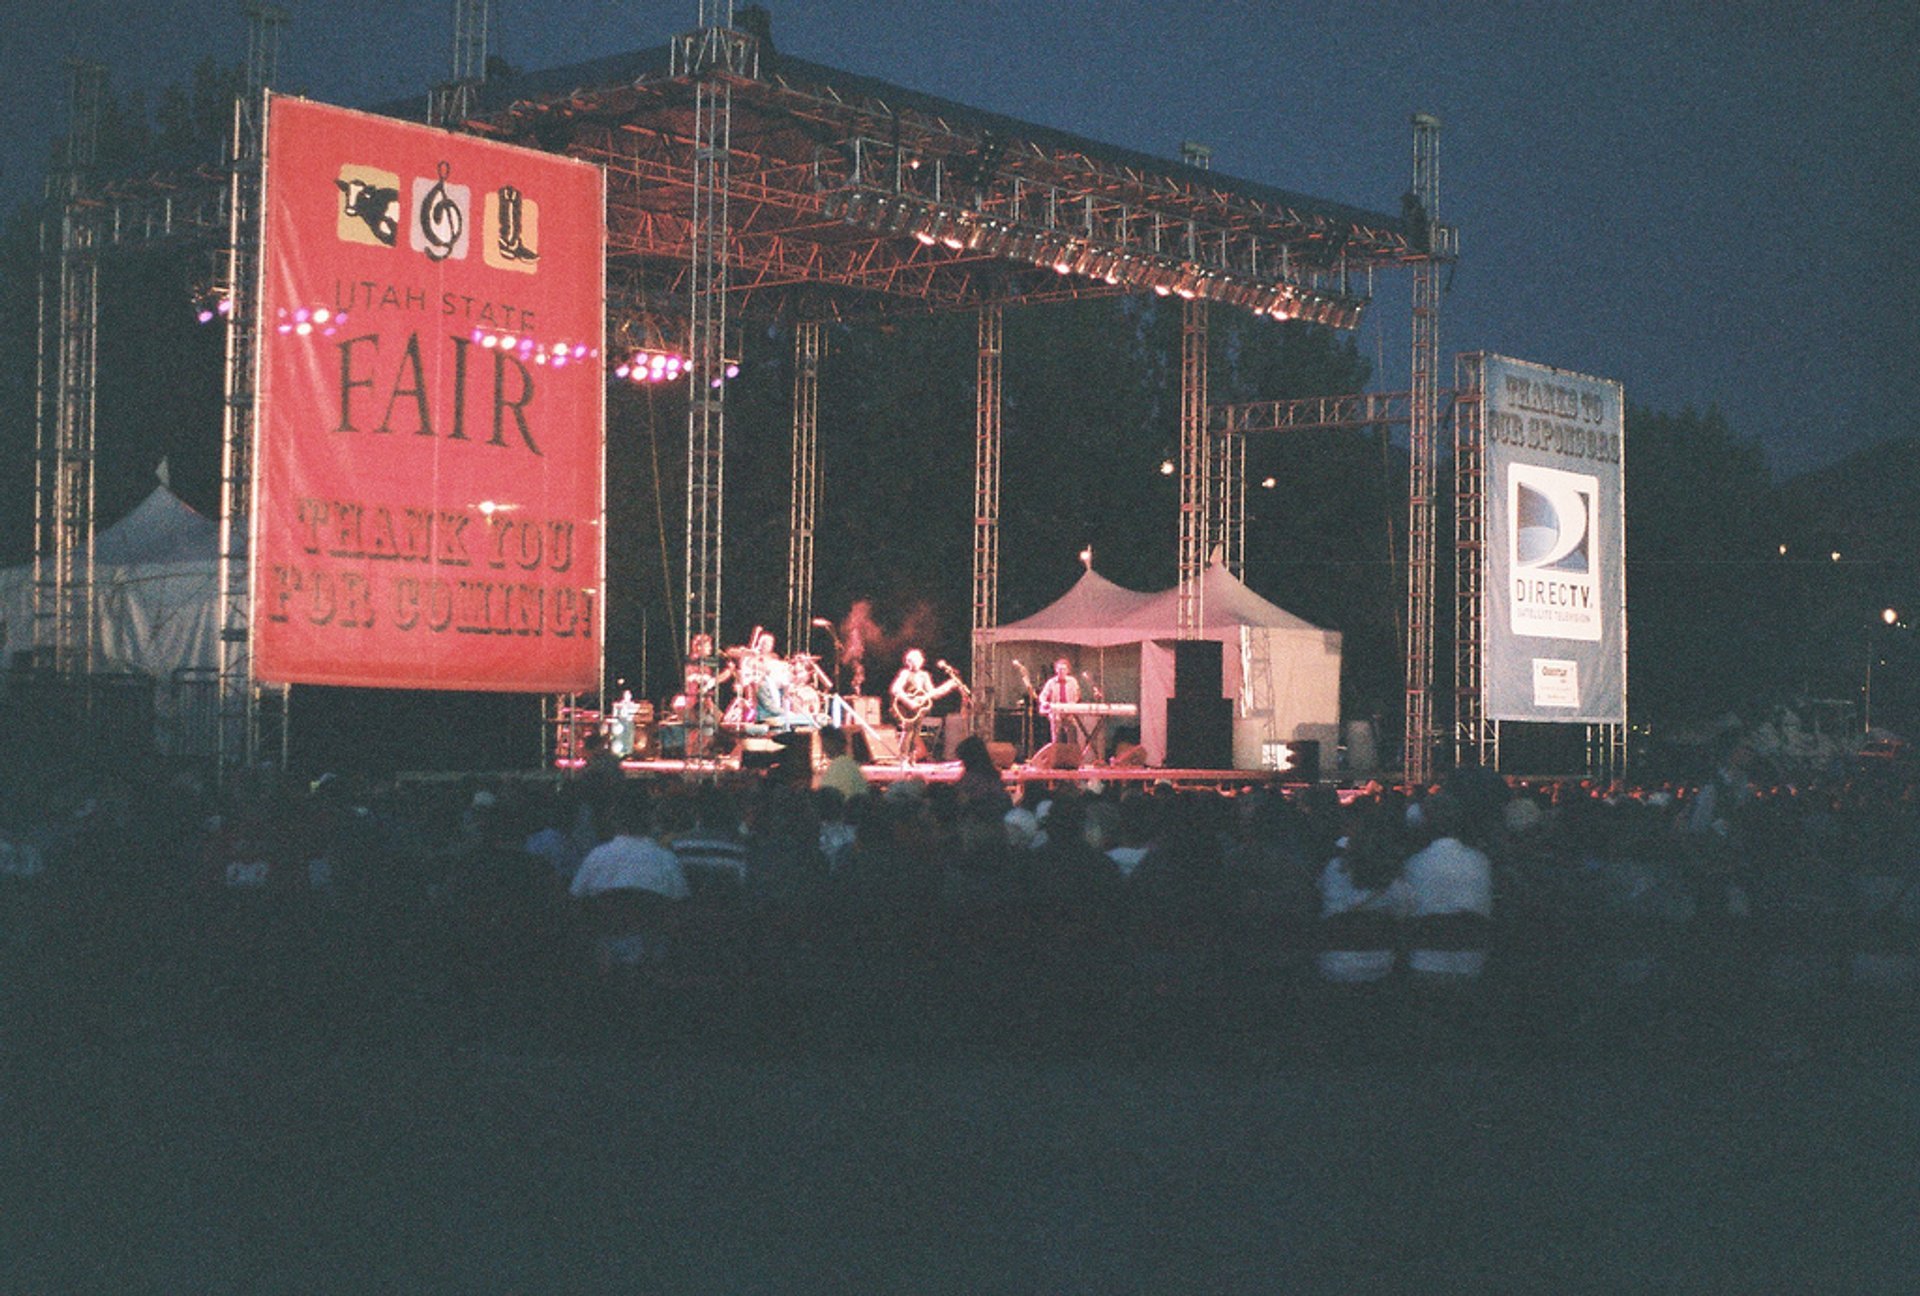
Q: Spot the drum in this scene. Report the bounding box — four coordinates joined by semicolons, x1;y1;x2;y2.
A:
606;715;635;757
722;695;757;727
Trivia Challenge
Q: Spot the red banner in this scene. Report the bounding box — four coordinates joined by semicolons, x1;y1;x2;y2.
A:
254;95;604;691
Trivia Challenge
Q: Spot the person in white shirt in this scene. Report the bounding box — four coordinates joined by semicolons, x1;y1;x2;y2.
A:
570;786;688;968
1399;792;1494;979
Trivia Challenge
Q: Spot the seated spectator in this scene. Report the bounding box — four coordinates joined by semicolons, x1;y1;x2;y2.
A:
1105;792;1158;878
1400;792;1494;979
569;784;689;971
953;736;1012;820
1316;802;1410;984
814;727;870;802
671;783;749;900
521;783;586;886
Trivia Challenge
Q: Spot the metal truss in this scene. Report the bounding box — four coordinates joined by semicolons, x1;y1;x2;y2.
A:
462;49;1420;329
1452;352;1492;769
969;303;1003;732
216;2;289;772
33;61;106;678
430;0;490;126
1176;297;1210;638
675;14;756;652
1207;396;1244;579
1403;113;1446;787
784;321;823;653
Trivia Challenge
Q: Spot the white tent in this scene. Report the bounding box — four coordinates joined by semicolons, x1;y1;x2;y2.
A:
1;485;227;750
978;562;1342;768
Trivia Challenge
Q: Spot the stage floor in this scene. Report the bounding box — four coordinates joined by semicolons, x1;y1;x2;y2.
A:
591;756;1290;792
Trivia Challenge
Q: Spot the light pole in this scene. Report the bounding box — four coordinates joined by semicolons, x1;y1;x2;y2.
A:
1866;607;1901;734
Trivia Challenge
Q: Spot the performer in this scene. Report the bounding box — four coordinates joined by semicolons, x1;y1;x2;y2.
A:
680;634;733;756
746;633;817;732
889;649;960;766
1036;657;1083;745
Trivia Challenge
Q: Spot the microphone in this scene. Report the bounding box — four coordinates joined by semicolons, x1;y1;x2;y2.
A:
811;617;834;628
1011;659;1024;670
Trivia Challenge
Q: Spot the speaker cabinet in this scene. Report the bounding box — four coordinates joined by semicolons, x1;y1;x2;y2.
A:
1173;639;1223;698
1165;696;1233;769
1028;740;1083;770
1264;738;1320;781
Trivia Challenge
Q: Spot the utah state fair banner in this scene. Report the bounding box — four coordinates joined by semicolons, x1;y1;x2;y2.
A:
254;95;604;691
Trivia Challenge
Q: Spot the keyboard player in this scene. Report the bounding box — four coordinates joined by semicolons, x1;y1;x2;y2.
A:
1036;657;1082;745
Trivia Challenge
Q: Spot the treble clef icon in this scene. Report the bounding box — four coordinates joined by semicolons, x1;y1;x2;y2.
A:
419;161;464;262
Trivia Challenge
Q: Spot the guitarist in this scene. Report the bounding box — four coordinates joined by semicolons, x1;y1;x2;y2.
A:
888;649;959;767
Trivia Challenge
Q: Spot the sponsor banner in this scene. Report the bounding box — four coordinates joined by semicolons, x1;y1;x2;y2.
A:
254;96;604;691
1482;355;1625;722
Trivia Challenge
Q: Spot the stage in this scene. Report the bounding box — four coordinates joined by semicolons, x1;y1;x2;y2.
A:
568;755;1294;794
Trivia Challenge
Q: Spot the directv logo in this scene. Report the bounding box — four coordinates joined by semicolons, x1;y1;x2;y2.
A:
1508;463;1602;642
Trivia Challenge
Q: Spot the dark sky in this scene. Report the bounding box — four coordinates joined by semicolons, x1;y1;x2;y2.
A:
5;0;1915;478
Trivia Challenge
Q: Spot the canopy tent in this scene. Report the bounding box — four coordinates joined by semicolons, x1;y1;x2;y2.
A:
1;485;227;751
979;562;1342;768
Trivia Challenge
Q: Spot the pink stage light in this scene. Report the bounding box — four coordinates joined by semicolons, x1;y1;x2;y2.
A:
196;308;215;324
614;363;632;379
724;362;740;379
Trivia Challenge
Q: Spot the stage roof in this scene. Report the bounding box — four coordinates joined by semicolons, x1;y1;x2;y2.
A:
452;34;1429;326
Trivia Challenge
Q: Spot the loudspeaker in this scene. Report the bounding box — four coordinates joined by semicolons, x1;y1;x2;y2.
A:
856;726;925;765
1165;696;1232;769
1028;740;1083;770
852;695;882;727
1264;738;1320;781
738;737;784;770
1173;639;1223;698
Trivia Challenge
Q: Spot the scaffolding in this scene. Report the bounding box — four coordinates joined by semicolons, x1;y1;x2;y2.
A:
1452;350;1492;768
969;303;1004;731
215;3;289;772
1402;112;1445;786
430;0;490;126
784;320;823;652
29;3;1435;772
32;62;105;680
674;9;757;652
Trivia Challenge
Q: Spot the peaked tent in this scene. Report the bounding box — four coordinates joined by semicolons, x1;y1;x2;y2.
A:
1;485;227;750
979;562;1341;768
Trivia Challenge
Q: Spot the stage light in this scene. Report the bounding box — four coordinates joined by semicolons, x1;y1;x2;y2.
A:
1884;607;1900;626
614;363;632;379
1159;459;1176;476
1262;476;1277;489
312;307;330;324
725;362;741;379
197;308;215;324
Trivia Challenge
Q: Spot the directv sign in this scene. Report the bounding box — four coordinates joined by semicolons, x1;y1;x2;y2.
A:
1480;356;1626;723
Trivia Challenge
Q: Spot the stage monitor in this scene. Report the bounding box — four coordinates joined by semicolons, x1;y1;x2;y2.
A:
253;95;606;692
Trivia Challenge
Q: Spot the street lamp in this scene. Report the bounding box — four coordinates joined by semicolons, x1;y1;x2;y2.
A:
1866;607;1903;734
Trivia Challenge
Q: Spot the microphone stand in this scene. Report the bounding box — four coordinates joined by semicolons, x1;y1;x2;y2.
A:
812;620;844;694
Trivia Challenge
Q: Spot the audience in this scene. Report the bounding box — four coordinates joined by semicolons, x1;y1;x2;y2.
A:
3;739;1915;1061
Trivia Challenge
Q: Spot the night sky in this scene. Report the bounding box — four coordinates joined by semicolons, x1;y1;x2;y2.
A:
4;0;1915;478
